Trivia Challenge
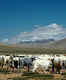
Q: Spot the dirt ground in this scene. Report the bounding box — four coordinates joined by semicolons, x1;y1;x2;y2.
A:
0;68;66;80
0;73;65;80
0;73;22;80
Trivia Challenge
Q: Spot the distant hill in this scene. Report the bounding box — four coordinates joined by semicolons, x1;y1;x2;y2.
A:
15;38;66;49
49;38;66;49
0;39;66;55
19;39;55;44
17;38;66;49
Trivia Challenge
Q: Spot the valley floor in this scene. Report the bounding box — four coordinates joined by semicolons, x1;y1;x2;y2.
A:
0;71;66;80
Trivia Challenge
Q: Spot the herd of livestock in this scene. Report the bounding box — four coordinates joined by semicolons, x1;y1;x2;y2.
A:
0;54;66;74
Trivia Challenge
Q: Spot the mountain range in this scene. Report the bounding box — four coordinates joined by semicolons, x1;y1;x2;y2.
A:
19;39;55;44
0;38;66;50
16;38;66;49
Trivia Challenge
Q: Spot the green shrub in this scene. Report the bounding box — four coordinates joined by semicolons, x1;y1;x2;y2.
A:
62;72;66;75
13;77;29;80
0;69;10;74
23;71;53;79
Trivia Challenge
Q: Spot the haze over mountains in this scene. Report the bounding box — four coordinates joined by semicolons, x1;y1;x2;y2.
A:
50;38;66;49
1;23;66;49
16;38;66;49
19;39;55;44
12;23;66;49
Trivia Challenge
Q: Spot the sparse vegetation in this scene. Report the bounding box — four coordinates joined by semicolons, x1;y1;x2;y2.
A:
0;68;10;74
0;44;66;55
13;72;54;80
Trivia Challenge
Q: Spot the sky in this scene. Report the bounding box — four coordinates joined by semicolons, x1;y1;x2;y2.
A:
0;0;66;43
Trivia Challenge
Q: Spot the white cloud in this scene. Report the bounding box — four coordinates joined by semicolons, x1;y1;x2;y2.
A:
10;23;66;44
2;38;8;43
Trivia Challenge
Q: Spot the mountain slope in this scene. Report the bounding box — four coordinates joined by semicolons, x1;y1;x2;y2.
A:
17;38;66;49
19;39;55;44
50;38;66;49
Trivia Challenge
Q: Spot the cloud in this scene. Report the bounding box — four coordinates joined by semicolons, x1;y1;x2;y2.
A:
10;23;66;44
2;38;8;43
